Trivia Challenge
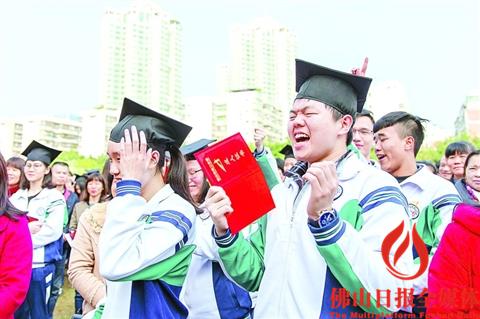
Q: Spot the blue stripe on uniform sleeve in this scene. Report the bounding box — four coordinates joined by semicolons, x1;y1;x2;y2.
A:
432;194;461;210
359;186;409;215
212;226;238;248
116;180;142;197
308;210;346;246
150;210;192;241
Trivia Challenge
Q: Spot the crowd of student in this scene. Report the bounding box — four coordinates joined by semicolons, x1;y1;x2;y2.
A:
0;58;479;319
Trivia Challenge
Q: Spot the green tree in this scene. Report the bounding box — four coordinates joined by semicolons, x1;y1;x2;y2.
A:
416;132;480;163
56;150;107;175
247;139;291;159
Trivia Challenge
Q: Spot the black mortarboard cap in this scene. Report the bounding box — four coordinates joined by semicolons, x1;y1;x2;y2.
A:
75;174;87;183
85;169;100;176
109;98;192;148
280;145;295;160
21;140;61;166
180;138;216;157
295;59;372;115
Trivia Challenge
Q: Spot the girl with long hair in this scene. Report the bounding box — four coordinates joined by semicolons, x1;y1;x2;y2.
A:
6;156;25;197
68;168;115;315
93;98;198;319
69;172;107;232
10;141;67;319
0;152;32;319
180;139;253;318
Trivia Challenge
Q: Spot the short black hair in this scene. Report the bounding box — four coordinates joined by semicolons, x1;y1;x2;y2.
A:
464;150;480;171
373;111;428;156
356;108;375;125
328;105;354;145
445;141;475;158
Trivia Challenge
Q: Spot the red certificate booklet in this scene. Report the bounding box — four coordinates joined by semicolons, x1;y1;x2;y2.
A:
194;133;275;234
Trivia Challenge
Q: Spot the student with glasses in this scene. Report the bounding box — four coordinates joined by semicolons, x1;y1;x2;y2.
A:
179;139;253;319
352;109;375;165
11;141;67;319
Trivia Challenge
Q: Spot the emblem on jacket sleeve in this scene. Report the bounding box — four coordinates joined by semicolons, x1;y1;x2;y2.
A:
408;203;420;220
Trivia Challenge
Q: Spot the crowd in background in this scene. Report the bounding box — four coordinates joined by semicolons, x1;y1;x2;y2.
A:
1;59;479;319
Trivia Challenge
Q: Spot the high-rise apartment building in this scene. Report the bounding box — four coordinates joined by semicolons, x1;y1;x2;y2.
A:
0;119;24;157
455;94;480;137
99;0;183;119
21;116;82;152
216;18;296;141
211;89;284;143
1;116;81;157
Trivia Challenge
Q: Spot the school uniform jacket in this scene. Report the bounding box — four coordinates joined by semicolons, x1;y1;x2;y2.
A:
213;150;413;318
98;181;196;319
181;212;252;319
10;188;66;268
399;165;461;294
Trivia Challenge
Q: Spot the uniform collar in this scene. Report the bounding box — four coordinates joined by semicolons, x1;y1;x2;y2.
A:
147;184;175;206
400;165;429;190
15;188;51;200
337;150;365;181
284;149;366;190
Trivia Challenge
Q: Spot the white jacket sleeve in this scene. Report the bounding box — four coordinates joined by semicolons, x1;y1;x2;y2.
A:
309;174;414;313
99;180;196;280
413;184;461;294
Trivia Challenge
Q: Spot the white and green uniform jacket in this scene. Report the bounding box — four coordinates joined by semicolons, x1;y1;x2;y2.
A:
97;181;196;319
399;165;461;294
181;212;253;319
11;188;66;268
213;150;413;318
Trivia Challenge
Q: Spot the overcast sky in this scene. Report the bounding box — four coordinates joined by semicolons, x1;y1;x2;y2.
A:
0;0;478;132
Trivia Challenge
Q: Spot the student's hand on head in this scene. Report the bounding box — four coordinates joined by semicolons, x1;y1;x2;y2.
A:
120;125;153;184
303;161;338;221
254;128;266;153
351;56;369;76
204;186;232;236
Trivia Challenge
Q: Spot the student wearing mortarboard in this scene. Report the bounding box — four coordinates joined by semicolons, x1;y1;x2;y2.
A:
95;98;199;319
279;144;297;173
179;138;253;319
11;141;67;319
204;59;412;318
181;139;215;204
